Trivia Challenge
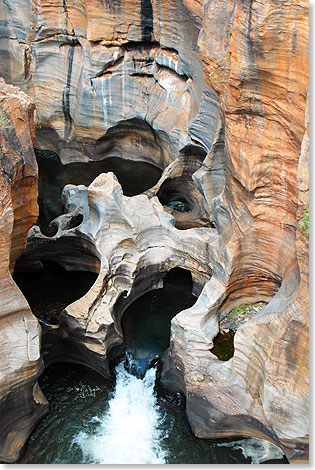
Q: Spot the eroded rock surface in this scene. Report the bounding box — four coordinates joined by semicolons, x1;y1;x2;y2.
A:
0;0;309;464
0;0;220;165
19;172;215;375
0;78;48;463
162;0;309;463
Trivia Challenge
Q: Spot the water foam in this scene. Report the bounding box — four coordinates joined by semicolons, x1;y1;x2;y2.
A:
218;437;284;464
72;361;167;464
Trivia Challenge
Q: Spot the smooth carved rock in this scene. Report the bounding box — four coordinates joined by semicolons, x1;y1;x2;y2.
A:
0;0;221;166
20;172;216;374
0;78;48;463
146;145;217;229
161;0;309;463
0;0;309;464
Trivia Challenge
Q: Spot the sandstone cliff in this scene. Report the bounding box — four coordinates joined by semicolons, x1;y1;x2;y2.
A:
0;0;309;463
0;78;48;463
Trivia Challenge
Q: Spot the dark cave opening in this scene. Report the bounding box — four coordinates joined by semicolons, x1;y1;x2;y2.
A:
13;260;98;324
157;177;193;213
121;268;196;376
210;330;235;361
35;149;163;233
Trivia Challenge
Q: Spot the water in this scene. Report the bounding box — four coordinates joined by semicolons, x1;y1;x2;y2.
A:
218;438;285;464
165;199;191;213
122;268;196;375
18;268;287;464
210;330;235;361
73;361;166;464
20;361;288;464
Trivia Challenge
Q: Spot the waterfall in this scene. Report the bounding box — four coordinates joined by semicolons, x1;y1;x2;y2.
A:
72;360;167;464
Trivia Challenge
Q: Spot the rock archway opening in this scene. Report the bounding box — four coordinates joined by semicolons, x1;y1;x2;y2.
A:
13;259;98;325
35;148;163;234
156;176;213;229
210;330;235;361
121;268;196;376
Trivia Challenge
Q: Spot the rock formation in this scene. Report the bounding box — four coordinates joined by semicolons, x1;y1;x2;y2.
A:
22;172;215;375
0;78;48;463
0;0;309;464
169;1;309;463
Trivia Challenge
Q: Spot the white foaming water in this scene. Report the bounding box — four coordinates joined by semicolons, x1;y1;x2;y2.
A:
219;437;284;464
72;362;167;464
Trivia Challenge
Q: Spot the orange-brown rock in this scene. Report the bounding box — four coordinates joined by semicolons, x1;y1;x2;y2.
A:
0;0;220;167
0;78;48;463
0;0;309;464
163;0;309;463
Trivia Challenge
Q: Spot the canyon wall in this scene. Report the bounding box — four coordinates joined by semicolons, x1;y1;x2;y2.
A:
0;0;309;463
0;78;48;463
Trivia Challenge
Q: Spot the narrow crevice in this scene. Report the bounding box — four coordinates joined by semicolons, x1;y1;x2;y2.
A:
62;44;74;141
140;0;154;42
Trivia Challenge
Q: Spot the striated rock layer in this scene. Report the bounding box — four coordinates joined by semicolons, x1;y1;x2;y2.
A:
162;0;309;463
0;0;309;464
18;172;215;373
0;78;48;463
0;0;220;166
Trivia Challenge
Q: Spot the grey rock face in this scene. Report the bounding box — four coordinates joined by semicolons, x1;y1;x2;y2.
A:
19;172;217;375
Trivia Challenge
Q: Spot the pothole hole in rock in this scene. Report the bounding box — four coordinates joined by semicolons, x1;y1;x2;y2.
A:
210;330;235;361
121;267;196;376
210;301;269;361
13;260;98;324
157;177;192;213
35;149;163;234
156;176;214;230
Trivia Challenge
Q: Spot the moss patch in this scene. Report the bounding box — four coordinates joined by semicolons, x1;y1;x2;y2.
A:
300;210;309;238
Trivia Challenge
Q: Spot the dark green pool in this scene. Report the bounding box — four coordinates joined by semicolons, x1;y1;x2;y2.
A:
122;268;196;376
16;267;287;464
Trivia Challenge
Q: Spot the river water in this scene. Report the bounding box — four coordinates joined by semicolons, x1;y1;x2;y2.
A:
20;361;286;464
18;268;287;464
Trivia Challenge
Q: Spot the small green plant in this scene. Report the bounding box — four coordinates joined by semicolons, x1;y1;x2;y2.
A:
0;110;10;128
300;210;309;237
231;303;250;316
230;302;265;317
